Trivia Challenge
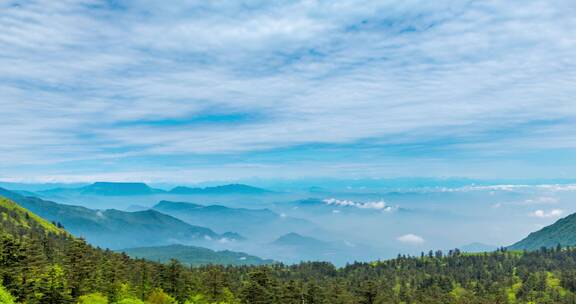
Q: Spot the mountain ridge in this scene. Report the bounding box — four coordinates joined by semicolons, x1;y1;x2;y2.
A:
509;212;576;250
0;187;244;249
152;200;317;237
118;244;273;266
169;183;272;194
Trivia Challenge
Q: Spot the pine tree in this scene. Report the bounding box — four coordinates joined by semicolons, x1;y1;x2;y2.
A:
34;265;72;304
240;270;275;304
65;238;94;300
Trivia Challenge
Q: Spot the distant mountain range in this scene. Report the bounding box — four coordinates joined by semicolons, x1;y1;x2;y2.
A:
152;200;318;237
39;182;162;196
509;213;576;250
36;182;272;196
269;232;383;265
169;184;271;195
118;244;273;266
273;232;331;249
458;242;498;253
0;187;243;249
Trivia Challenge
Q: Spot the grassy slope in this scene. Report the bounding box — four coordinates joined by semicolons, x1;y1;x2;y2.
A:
0;196;67;236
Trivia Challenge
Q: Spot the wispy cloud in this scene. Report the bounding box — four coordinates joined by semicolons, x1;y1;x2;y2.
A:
1;0;575;181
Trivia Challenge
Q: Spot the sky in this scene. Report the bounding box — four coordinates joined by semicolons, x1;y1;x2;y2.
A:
1;0;575;183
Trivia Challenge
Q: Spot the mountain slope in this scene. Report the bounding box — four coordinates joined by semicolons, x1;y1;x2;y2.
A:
272;232;330;249
119;244;274;266
0;196;67;237
509;213;576;250
0;187;242;249
152;200;317;237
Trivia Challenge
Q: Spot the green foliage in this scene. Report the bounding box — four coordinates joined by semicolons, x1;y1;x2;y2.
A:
0;197;66;236
240;270;276;304
185;294;209;304
119;245;272;267
146;289;178;304
34;265;73;304
0;284;16;304
115;299;145;304
78;292;108;304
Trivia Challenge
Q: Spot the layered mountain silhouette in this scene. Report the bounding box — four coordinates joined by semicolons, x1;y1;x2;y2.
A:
169;184;271;195
37;182;272;197
152;200;317;237
0;187;243;249
39;182;164;196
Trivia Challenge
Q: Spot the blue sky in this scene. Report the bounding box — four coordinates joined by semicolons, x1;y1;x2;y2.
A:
0;0;575;183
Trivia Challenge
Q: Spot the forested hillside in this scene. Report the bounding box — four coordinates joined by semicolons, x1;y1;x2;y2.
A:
510;212;576;250
119;244;273;266
4;195;576;303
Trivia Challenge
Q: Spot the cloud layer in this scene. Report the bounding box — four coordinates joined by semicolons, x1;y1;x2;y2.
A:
323;198;397;211
1;0;575;181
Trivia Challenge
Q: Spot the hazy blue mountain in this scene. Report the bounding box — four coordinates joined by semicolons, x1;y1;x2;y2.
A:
509;213;576;250
39;182;165;196
0;187;242;249
269;232;383;265
273;232;330;249
125;204;150;212
152;200;317;237
270;232;337;263
169;184;271;194
459;242;498;253
119;244;273;266
0;182;88;192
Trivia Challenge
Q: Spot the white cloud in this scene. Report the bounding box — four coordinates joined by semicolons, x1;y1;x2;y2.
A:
397;234;425;245
323;198;397;211
531;209;564;218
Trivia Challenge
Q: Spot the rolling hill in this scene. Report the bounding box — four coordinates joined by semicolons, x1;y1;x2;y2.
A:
509;212;576;250
273;232;330;249
119;244;273;266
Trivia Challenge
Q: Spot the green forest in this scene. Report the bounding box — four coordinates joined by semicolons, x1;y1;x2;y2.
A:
2;196;576;304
